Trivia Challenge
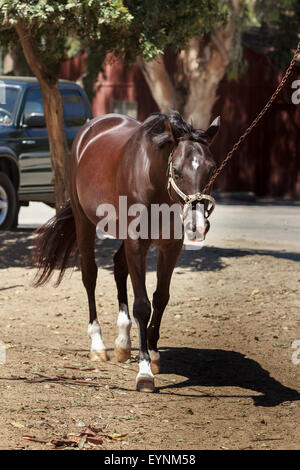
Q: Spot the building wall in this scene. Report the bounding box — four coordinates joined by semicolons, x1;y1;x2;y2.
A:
211;48;300;198
60;52;158;121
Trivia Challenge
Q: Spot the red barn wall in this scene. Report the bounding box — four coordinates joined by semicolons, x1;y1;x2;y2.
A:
211;48;300;198
60;52;158;121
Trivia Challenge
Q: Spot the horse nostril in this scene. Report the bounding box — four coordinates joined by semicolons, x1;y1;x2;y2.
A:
205;220;210;235
186;222;193;232
196;226;205;235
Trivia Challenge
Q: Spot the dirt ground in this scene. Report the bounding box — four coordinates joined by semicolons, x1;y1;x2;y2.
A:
0;228;299;450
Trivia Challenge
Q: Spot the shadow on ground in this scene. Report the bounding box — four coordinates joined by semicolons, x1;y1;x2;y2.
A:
0;229;299;273
155;347;300;407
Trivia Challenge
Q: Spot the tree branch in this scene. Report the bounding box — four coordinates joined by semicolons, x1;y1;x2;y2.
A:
137;54;181;113
14;20;52;85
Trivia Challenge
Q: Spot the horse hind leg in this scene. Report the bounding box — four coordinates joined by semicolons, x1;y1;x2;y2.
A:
74;205;109;362
115;307;131;362
113;242;132;362
88;320;108;362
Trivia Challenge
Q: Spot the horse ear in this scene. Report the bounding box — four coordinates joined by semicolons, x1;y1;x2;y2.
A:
151;116;175;147
163;117;175;143
202;116;220;145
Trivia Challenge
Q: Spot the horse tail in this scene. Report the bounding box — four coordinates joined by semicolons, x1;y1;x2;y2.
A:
33;200;79;287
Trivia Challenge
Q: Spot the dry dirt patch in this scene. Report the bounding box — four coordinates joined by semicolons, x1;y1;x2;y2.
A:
0;230;299;450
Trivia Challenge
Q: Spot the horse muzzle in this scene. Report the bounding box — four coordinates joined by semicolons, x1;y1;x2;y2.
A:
183;204;209;242
185;219;210;242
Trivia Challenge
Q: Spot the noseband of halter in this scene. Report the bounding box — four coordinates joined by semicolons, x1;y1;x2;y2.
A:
166;149;216;219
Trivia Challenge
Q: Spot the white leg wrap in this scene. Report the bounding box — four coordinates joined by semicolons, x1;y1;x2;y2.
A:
115;306;132;350
136;359;154;382
88;319;106;352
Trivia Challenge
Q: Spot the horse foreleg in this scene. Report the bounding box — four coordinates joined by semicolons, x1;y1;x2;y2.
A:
148;240;183;374
124;239;154;392
113;242;132;362
74;208;108;362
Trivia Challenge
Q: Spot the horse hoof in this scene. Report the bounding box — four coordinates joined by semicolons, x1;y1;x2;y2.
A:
151;359;160;375
136;377;155;393
89;350;109;362
114;347;131;362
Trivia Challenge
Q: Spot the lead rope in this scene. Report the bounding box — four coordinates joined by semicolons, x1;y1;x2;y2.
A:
200;41;300;196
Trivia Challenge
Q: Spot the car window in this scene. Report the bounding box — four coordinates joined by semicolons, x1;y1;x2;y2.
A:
22;86;88;126
23;88;44;123
61;89;87;126
0;85;20;125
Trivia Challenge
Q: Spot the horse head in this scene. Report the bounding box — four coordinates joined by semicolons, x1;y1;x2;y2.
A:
144;111;220;242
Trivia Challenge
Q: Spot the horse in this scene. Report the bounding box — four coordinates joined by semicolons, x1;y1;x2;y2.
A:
33;110;220;392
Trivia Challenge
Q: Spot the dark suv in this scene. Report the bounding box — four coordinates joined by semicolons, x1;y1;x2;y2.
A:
0;76;93;229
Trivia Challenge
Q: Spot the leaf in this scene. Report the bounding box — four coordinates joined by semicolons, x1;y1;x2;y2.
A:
76;419;86;427
50;430;103;449
251;289;260;296
83;426;102;436
32;408;50;413
22;435;48;444
78;435;87;449
51;439;77;448
10;421;25;429
109;432;128;441
86;437;103;446
70;401;81;407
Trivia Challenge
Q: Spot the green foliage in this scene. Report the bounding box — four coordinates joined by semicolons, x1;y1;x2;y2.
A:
226;1;250;80
254;0;300;69
0;0;228;83
0;0;299;87
123;0;226;62
80;1;229;99
0;0;133;74
219;0;300;78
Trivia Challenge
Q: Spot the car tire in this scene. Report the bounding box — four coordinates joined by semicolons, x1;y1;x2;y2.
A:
0;172;17;230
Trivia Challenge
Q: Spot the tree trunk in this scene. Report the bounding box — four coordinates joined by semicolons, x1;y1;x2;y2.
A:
39;80;69;208
14;21;69;209
138;12;238;129
178;32;234;129
137;54;182;113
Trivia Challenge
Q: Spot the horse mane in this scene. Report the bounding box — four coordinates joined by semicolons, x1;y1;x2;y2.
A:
141;110;207;148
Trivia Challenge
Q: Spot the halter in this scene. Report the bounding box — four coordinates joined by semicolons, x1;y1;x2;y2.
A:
167;149;216;219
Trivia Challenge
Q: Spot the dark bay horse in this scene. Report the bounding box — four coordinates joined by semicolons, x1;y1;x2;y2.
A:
33;111;220;392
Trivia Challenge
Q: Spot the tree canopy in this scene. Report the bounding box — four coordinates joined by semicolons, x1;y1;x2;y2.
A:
0;1;228;72
0;0;299;80
253;0;300;69
0;0;133;76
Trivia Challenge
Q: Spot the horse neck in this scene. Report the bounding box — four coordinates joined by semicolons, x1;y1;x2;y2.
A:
147;144;173;201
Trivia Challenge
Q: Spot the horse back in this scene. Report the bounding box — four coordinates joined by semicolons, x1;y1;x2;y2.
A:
70;114;140;223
